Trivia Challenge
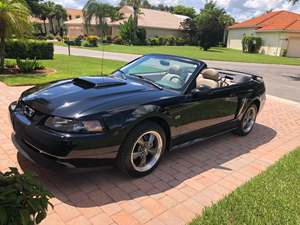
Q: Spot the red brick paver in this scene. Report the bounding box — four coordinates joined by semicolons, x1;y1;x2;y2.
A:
0;82;300;225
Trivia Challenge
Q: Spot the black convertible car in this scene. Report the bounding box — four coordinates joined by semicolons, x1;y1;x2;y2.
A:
9;54;266;177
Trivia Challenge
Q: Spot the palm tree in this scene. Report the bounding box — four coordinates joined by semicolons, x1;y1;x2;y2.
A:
44;1;56;34
0;0;31;72
83;0;123;37
126;0;141;27
54;4;67;36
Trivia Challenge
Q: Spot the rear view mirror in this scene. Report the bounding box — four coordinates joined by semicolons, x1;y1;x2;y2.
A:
160;60;170;66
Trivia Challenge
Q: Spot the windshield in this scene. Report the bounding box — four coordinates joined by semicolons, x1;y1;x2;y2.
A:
114;55;200;90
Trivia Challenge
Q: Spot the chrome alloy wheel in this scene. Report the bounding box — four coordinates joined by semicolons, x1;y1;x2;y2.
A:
130;131;163;172
242;106;257;133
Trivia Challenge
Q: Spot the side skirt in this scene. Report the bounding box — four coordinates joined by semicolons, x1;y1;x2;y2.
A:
170;120;239;151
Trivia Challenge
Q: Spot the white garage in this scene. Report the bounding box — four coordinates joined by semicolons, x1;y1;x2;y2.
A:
227;11;300;58
287;38;300;58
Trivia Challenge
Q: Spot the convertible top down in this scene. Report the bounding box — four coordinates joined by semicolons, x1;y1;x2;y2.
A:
9;54;266;177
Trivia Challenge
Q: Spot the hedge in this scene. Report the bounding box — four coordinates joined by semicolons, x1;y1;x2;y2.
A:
5;40;54;59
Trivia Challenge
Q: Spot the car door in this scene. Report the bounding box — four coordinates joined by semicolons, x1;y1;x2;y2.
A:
171;85;239;142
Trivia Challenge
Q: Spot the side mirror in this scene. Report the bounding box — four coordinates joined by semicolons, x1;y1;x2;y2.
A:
190;87;211;97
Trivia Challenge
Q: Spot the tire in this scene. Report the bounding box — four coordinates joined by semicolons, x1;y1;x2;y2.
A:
117;122;166;177
234;104;258;136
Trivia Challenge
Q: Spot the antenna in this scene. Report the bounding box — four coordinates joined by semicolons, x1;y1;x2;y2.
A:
100;3;105;76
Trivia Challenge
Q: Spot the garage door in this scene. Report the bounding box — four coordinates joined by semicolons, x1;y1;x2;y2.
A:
287;38;300;58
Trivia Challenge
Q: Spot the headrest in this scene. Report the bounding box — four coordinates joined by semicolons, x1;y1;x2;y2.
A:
168;65;180;75
201;69;220;81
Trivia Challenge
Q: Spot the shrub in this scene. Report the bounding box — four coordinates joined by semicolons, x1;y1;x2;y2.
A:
46;33;55;40
34;61;45;70
242;36;262;53
112;36;123;45
74;37;82;46
17;58;37;73
176;37;186;46
0;167;53;225
5;40;54;60
158;36;167;45
147;37;160;46
166;36;177;46
106;36;112;43
136;28;147;45
5;59;17;68
86;35;99;47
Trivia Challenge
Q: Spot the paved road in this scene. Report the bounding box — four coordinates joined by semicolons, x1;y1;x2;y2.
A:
55;45;300;103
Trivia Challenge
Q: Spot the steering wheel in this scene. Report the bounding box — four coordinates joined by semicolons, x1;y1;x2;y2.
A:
169;75;184;84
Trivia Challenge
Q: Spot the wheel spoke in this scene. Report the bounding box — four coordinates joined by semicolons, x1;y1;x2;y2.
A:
132;151;143;160
137;138;146;147
148;134;155;148
148;147;157;155
139;156;147;167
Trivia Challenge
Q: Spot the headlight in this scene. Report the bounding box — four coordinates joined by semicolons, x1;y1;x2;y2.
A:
45;116;103;133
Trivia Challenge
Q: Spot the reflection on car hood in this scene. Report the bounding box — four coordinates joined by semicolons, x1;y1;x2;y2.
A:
21;76;162;118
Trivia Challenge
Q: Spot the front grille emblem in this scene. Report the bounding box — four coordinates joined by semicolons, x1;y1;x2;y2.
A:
24;105;35;118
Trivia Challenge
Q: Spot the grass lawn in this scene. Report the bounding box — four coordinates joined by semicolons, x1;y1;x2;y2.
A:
56;42;300;66
190;147;300;225
0;54;126;86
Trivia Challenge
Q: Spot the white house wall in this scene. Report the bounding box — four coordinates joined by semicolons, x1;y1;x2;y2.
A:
227;28;255;50
258;32;287;56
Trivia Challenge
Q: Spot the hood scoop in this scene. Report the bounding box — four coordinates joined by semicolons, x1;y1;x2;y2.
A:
73;76;127;89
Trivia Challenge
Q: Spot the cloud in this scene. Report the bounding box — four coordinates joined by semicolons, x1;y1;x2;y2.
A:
53;0;300;21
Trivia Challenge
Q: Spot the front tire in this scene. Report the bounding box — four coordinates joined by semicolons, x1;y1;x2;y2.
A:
234;104;258;136
117;122;166;177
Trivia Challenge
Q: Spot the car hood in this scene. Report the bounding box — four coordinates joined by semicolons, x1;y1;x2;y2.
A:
21;76;160;118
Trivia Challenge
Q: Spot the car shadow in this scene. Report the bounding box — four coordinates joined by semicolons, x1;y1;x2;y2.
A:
16;123;276;208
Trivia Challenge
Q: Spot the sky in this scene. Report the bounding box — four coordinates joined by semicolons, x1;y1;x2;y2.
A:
54;0;300;21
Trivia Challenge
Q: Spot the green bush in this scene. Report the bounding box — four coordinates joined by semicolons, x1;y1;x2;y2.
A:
242;36;262;53
0;167;53;225
17;58;37;73
112;36;123;45
158;36;167;45
46;34;55;40
106;36;112;43
86;35;99;47
176;37;186;46
34;61;45;70
166;36;177;46
4;59;17;69
146;37;160;46
5;40;54;60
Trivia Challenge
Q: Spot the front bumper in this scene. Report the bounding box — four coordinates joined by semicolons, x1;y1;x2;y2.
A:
9;102;120;169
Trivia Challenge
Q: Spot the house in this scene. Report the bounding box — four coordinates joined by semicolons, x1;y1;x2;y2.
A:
64;6;188;38
31;8;83;34
227;11;300;57
66;8;83;21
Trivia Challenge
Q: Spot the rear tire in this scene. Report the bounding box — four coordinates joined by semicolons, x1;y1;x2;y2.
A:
117;122;166;177
234;104;258;136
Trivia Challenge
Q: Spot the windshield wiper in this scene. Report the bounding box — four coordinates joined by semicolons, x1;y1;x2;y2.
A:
128;74;163;90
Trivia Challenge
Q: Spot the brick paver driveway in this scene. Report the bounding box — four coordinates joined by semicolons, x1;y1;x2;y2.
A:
1;82;300;225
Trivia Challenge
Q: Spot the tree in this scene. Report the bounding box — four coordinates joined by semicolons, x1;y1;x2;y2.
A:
25;0;42;15
183;1;234;50
288;0;298;4
0;0;31;72
38;2;51;34
54;4;67;36
44;1;56;34
84;0;122;38
171;5;196;18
